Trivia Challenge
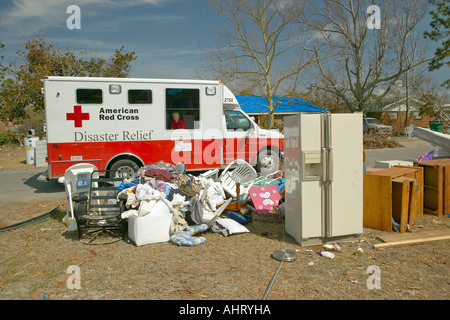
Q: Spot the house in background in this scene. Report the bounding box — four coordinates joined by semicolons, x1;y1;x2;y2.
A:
236;95;327;131
366;98;450;133
381;98;431;130
364;79;450;133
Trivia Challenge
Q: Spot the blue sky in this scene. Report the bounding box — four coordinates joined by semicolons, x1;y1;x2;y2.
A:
0;0;448;91
0;0;222;79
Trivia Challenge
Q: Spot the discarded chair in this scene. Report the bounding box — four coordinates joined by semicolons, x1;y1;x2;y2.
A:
62;163;99;232
252;170;284;187
72;170;127;245
199;168;219;181
404;124;414;138
219;159;257;202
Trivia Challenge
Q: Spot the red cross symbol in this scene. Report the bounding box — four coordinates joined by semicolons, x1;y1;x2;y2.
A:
66;105;90;128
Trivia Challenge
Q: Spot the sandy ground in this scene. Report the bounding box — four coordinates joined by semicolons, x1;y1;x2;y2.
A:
0;138;448;302
0;145;37;171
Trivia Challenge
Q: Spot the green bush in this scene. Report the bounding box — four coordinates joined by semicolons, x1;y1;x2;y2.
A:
0;130;28;146
0;131;12;145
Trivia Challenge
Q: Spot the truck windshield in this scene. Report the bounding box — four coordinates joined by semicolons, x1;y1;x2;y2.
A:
225;110;251;131
365;118;381;125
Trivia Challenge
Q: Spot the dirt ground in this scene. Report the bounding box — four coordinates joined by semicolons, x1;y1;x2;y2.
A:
0;145;38;172
0;140;449;301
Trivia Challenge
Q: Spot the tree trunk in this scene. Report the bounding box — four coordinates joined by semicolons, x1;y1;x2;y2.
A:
404;70;410;129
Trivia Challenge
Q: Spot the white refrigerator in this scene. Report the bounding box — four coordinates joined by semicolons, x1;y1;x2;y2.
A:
284;113;363;246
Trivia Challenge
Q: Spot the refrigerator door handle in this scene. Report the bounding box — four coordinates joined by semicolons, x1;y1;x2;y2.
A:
321;147;327;182
328;147;334;182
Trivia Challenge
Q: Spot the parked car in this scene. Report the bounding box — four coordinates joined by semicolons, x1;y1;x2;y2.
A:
363;117;393;134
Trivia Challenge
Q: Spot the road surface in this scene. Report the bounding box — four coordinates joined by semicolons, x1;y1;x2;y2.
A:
365;146;433;169
0;169;66;205
0;142;437;206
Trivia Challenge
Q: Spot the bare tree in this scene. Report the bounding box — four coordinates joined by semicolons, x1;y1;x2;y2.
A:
202;0;315;128
300;0;434;113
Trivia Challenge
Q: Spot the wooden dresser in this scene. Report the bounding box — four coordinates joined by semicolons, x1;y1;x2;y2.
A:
363;166;423;232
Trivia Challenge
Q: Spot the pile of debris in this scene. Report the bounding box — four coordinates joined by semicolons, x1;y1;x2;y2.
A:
115;160;285;247
363;133;404;149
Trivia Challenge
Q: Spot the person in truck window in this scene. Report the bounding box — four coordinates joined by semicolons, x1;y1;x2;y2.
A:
171;111;186;129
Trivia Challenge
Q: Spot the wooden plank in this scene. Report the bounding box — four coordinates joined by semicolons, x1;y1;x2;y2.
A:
366;168;385;173
391;177;410;233
366;167;418;178
417;166;424;217
374;229;450;249
443;165;450;215
395;165;424;217
377;229;450;242
423;165;443;215
418;159;450;166
408;179;420;228
363;174;393;232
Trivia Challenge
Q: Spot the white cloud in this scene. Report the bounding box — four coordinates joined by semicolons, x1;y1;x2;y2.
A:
1;0;66;29
0;0;182;33
0;0;207;80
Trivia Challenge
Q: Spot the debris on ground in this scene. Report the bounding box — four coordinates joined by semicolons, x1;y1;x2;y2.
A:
364;133;404;149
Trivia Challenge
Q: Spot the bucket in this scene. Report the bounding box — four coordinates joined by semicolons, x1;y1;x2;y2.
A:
429;121;444;132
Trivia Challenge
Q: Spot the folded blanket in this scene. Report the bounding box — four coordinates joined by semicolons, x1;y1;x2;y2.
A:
145;169;173;182
170;224;208;246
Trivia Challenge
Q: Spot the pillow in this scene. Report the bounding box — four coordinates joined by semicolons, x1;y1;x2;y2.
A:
170;232;206;246
216;218;249;235
186;224;208;235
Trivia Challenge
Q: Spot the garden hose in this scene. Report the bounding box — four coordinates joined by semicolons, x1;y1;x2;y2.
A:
0;206;61;233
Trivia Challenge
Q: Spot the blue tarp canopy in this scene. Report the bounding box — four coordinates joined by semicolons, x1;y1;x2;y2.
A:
236;95;327;114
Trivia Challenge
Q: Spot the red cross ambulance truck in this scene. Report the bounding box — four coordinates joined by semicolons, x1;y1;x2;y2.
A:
42;76;284;179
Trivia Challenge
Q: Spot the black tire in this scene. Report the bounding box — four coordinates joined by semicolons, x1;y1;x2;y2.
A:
256;149;280;176
109;159;140;180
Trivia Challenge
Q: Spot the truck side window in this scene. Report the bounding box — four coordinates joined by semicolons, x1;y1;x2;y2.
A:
76;89;102;104
166;88;200;130
225;110;251;131
128;89;152;104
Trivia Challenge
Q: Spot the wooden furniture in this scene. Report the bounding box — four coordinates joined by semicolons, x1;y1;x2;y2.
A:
375;229;450;249
394;165;424;225
363;166;424;232
414;159;450;216
225;183;242;212
392;177;412;233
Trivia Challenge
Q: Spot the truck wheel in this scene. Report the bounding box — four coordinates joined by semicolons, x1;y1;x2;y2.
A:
257;149;280;175
110;159;140;180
